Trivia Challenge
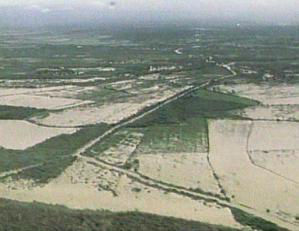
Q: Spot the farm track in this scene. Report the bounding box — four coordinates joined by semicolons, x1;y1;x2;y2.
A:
0;164;42;179
80;146;297;230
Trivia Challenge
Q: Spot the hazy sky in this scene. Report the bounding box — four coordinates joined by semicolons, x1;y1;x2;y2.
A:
0;0;298;26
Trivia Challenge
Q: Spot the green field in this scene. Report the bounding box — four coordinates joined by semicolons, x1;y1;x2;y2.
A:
0;105;47;120
0;198;238;231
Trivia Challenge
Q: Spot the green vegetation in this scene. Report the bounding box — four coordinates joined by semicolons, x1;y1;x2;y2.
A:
0;123;110;183
0;198;239;231
1;25;298;84
12;156;77;184
137;117;208;153
0;105;47;120
77;87;129;104
191;89;260;118
84;129;132;157
126;89;258;153
130;89;258;128
231;208;289;231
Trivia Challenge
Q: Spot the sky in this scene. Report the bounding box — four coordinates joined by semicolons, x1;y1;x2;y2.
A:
0;0;298;26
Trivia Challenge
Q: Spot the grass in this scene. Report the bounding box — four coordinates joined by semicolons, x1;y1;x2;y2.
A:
85;118;207;156
0;198;239;231
84;129;132;157
0;123;110;183
11;156;77;184
230;208;289;231
0;105;47;120
186;89;259;118
76;86;129;104
137;117;208;153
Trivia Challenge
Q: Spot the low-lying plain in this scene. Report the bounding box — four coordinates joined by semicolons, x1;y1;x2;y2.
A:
0;25;299;231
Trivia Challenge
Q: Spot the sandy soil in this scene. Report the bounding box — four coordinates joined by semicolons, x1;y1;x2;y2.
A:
239;104;299;121
0;86;76;97
0;158;242;229
208;119;299;226
0;77;107;86
249;150;299;183
33;103;141;127
249;121;299;151
32;86;97;99
96;131;143;166
34;87;187;127
247;120;299;183
0;120;77;150
0;94;92;110
215;83;299;122
136;153;221;195
107;80;136;91
216;83;299;105
139;74;160;80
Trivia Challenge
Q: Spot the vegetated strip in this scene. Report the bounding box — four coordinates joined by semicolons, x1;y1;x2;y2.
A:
0;198;239;231
0;105;47;120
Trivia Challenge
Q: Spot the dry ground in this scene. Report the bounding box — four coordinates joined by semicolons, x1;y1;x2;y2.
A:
0;120;77;150
209;119;299;227
136;153;221;195
0;158;242;229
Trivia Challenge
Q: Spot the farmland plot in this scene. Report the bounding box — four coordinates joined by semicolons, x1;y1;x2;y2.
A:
248;121;299;183
136;152;221;195
208;119;299;227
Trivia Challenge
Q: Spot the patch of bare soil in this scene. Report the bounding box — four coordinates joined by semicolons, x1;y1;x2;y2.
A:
0;94;92;110
208;119;299;227
0;158;242;229
136;153;221;195
0;120;77;150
